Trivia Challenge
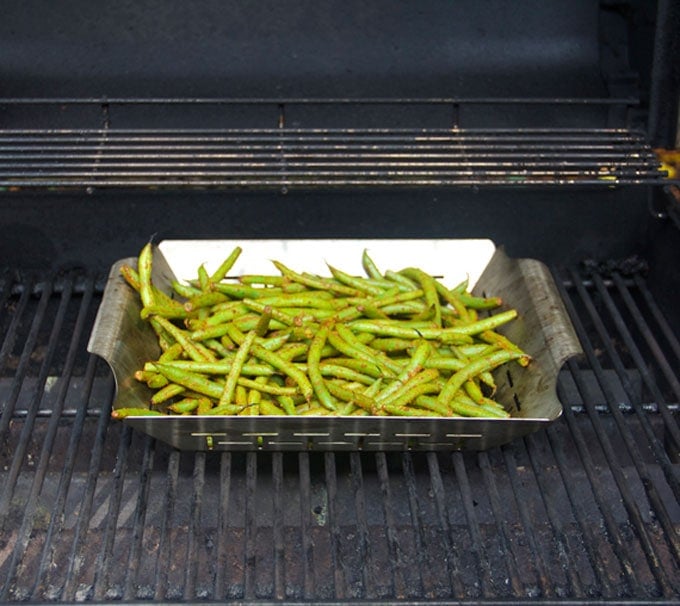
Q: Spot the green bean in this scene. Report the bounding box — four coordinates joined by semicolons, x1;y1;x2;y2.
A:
168;398;200;414
272;260;362;297
210;246;242;283
147;373;170;389
464;379;486;404
450;394;509;418
205;301;250;321
120;264;141;291
197;264;210;292
196;397;214;414
243;298;297;326
277;394;297;415
236;376;298;396
307;322;337;411
153;316;216;363
384;270;418;291
347;320;473;344
171;280;202;299
361;249;383;280
325;381;377;414
211;282;275;299
277;342;310;361
379;302;427;316
480;330;531;365
319;356;384;378
259;399;286;415
437;349;527;408
330;325;400;376
447;309;519;335
413;395;453;416
137;242;155;308
398;267;442;327
233;314;288;333
318;362;376;385
220;329;257;406
458;343;497;358
249;341;314;402
458;292;503;309
377;368;440;407
150;383;186;405
112;407;164;419
185;291;229;311
153;363;224;400
254;306;273;337
239;274;285;286
369;338;417;352
141;303;190;321
381;404;440;417
153;359;274;377
203;403;246;415
355;303;390;319
148;317;175;351
327;264;384;295
235;385;248;407
247;376;267;406
433;279;471;322
423;356;467;372
159;342;184;362
374;340;431;404
239;403;259;416
255;292;337;309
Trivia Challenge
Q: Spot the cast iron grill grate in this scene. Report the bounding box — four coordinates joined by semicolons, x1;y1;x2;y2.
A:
0;263;678;603
0;98;671;189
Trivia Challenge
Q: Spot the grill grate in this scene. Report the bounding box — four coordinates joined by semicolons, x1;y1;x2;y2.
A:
0;264;679;603
0;98;671;189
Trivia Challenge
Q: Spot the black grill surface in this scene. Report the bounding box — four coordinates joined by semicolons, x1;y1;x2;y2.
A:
0;264;679;603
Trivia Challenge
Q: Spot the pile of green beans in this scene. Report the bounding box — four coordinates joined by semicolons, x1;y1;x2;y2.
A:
112;243;530;420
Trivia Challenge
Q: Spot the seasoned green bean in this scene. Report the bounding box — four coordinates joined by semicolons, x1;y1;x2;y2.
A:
220;329;257;407
123;245;529;419
307;322;337;411
137;242;155;309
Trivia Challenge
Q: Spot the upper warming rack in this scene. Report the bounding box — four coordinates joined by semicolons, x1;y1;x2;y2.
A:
0;97;670;190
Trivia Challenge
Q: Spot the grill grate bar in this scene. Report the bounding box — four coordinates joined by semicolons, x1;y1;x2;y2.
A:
426;452;465;597
569;271;680;505
92;423;133;600
476;451;524;596
451;452;494;598
0;276;94;599
29;353;100;598
123;435;155;601
349;453;373;598
0;279;55;519
0;128;666;188
298;453;316;600
556;380;644;595
243;452;257;600
500;445;553;597
543;425;616;597
557;275;678;597
153;449;180;601
324;453;348;600
521;435;585;596
59;371;113;601
185;452;206;600
611;273;680;430
374;453;404;598
400;453;428;597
